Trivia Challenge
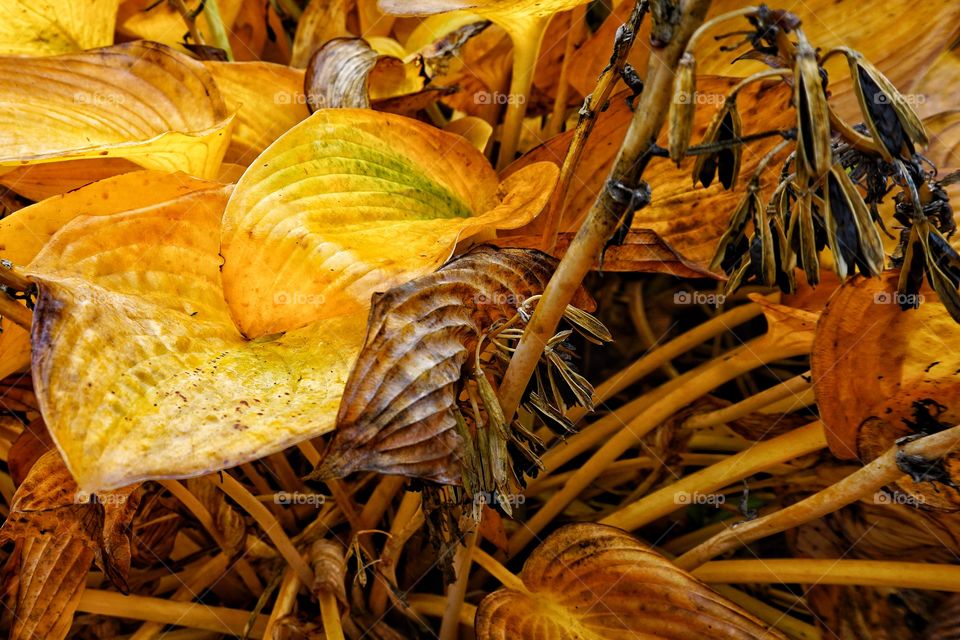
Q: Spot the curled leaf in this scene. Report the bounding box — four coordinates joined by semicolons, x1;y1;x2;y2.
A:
476;523;782;639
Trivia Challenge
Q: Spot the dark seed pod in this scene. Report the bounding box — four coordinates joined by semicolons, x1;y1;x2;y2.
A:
668;52;696;164
692;98;742;190
792;31;832;179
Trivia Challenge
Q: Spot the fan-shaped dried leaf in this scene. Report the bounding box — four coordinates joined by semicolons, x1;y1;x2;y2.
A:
24;178;366;490
811;272;960;508
0;449;141;640
476;523;782;639
0;0;118;56
0;42;232;179
221;108;559;338
204;61;309;165
314;246;561;484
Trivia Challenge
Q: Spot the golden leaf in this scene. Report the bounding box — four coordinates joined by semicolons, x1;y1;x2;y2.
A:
116;0;244;55
25;181;367;490
0;0;118;56
204;60;309;166
290;0;351;68
221;108;559;337
0;42;233;179
476;523;781;639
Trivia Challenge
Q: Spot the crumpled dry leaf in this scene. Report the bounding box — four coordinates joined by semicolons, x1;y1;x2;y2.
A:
476;523;782;639
24;179;366;490
221;108;559;338
204;61;309;166
313;246;560;484
0;171;221;384
0;41;233;179
504;79;793;271
0;449;141;640
304;37;425;111
811;272;960;508
0;0;118;56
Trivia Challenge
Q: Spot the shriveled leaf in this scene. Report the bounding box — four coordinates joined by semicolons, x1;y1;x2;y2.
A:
811;272;960;509
0;42;232;179
0;171;222;383
304;38;425;111
0;0;118;56
503;80;793;271
205;61;309;166
313;246;560;484
476;523;782;639
221;108;559;337
25;179;366;490
0;449;141;640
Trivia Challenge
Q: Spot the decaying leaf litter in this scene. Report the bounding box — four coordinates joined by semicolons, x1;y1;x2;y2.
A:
0;0;958;638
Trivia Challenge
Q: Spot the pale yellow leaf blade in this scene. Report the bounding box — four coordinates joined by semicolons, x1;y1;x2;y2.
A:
0;42;232;179
0;0;118;56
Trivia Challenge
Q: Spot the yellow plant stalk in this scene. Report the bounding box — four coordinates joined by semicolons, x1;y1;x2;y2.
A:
695;560;960;592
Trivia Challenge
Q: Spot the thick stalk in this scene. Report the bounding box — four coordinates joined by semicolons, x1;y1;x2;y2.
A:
496;17;550;170
439;529;478;640
676;424;960;570
695;560;960;592
498;0;713;421
600;421;826;530
510;335;807;555
263;567;300;639
682;372;811;429
712;585;819;640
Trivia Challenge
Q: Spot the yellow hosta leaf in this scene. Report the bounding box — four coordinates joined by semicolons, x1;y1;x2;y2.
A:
0;158;140;201
205;61;309;166
221;108;558;337
476;523;781;639
0;171;223;381
117;0;244;53
0;0;118;56
0;42;232;179
290;0;351;68
25;181;366;490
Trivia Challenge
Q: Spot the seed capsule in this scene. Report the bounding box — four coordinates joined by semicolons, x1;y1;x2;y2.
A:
846;50;928;162
793;31;832;179
822;163;885;279
668;52;696;165
692;97;742;190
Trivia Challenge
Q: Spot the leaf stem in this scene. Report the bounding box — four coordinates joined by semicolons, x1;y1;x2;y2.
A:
695;559;960;592
497;0;713;424
496;17;550;170
676;423;960;570
472;547;529;593
600;421;826;530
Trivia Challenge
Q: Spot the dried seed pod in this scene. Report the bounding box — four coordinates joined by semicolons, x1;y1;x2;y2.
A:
667;52;696;165
692;97;742;190
709;184;758;273
846;49;929;162
792;31;832;179
311;246;585;484
822;163;885;279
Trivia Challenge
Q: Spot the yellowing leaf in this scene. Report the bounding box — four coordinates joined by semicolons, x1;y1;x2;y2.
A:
116;0;244;54
204;61;309;166
0;0;118;56
0;170;221;382
221;108;559;337
0;42;233;179
476;523;781;639
25;181;367;491
380;0;586;20
0;159;141;201
290;0;351;68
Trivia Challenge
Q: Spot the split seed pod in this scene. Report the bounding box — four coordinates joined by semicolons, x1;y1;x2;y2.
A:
668;52;696;165
692;97;742;190
846;49;929;162
822;163;885;279
793;31;832;179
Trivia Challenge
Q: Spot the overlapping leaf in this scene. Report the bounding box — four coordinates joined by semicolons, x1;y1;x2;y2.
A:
221;108;559;337
811;273;960;508
0;0;118;56
0;41;233;184
476;523;782;639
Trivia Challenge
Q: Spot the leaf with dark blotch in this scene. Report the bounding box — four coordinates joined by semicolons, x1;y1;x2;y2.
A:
0;450;141;640
475;523;783;639
312;246;569;484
